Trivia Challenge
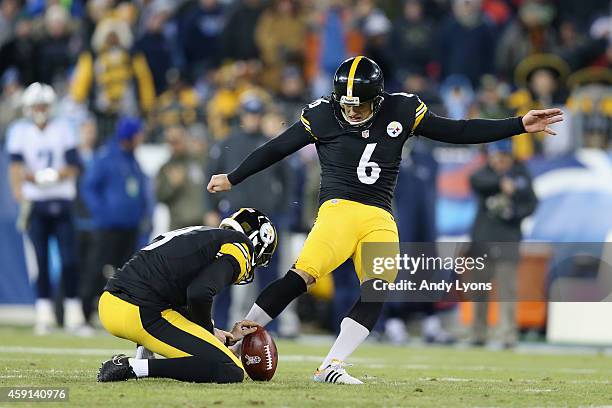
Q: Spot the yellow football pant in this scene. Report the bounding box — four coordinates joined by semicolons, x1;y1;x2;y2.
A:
295;199;399;282
98;291;243;370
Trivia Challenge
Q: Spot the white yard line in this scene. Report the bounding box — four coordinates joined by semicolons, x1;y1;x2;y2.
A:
0;346;134;356
419;376;612;385
524;388;555;393
0;346;374;363
419;376;505;383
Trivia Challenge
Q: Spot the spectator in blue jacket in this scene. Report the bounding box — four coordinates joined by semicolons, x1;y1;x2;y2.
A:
80;117;150;324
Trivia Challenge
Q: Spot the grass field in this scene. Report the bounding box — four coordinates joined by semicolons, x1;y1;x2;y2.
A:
1;326;611;407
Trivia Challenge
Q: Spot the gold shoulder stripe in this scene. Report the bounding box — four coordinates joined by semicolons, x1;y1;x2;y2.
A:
415;106;426;121
412;105;428;131
232;242;251;268
300;115;317;141
218;243;249;280
238;243;252;265
300;115;311;130
346;56;364;98
415;102;425;116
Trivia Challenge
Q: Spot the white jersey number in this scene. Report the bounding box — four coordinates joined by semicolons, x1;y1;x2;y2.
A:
142;226;202;251
357;143;380;185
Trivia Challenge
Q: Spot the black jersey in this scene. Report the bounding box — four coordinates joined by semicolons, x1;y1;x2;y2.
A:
227;92;524;214
105;226;254;310
300;92;426;212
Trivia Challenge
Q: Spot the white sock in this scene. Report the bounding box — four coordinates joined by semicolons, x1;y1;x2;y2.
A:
319;318;370;370
135;346;155;359
244;303;273;327
128;358;149;378
422;315;441;338
35;298;56;326
63;298;85;329
385;318;408;345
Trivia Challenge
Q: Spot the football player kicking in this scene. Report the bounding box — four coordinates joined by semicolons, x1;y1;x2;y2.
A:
208;56;563;384
96;208;277;383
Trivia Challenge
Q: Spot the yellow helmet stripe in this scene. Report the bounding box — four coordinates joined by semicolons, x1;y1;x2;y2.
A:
346;56;364;98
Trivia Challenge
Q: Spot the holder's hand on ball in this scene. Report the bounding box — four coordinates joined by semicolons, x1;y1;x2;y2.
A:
230;320;259;342
229;341;242;358
214;328;235;346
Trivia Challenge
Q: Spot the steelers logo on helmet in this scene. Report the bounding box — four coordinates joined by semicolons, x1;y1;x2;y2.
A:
260;222;275;245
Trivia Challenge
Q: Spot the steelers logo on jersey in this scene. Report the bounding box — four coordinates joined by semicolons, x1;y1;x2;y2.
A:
386;121;403;138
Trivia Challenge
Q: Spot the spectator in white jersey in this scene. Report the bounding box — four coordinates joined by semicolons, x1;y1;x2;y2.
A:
6;82;85;335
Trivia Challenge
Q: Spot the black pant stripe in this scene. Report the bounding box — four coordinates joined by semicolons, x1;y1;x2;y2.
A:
138;307;234;365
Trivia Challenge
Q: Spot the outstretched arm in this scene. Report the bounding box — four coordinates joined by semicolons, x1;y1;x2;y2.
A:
207;121;312;193
416;109;563;144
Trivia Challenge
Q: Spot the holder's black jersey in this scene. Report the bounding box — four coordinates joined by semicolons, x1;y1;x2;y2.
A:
105;226;253;310
227;92;524;214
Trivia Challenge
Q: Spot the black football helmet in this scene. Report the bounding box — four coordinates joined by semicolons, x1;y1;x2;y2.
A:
219;208;278;278
331;56;384;127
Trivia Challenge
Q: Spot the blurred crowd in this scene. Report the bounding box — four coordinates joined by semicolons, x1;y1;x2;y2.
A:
1;0;611;342
1;0;611;149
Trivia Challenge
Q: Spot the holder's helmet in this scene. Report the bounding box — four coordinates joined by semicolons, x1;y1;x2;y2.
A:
220;208;278;281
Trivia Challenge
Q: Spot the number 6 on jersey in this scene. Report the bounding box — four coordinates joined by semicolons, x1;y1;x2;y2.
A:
357;143;380;184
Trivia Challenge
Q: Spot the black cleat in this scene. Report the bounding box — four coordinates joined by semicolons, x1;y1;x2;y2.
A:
97;354;137;382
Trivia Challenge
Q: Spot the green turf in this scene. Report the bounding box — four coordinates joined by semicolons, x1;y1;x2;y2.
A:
1;326;611;407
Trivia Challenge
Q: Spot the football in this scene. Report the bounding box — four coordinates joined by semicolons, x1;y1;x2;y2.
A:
241;326;278;381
